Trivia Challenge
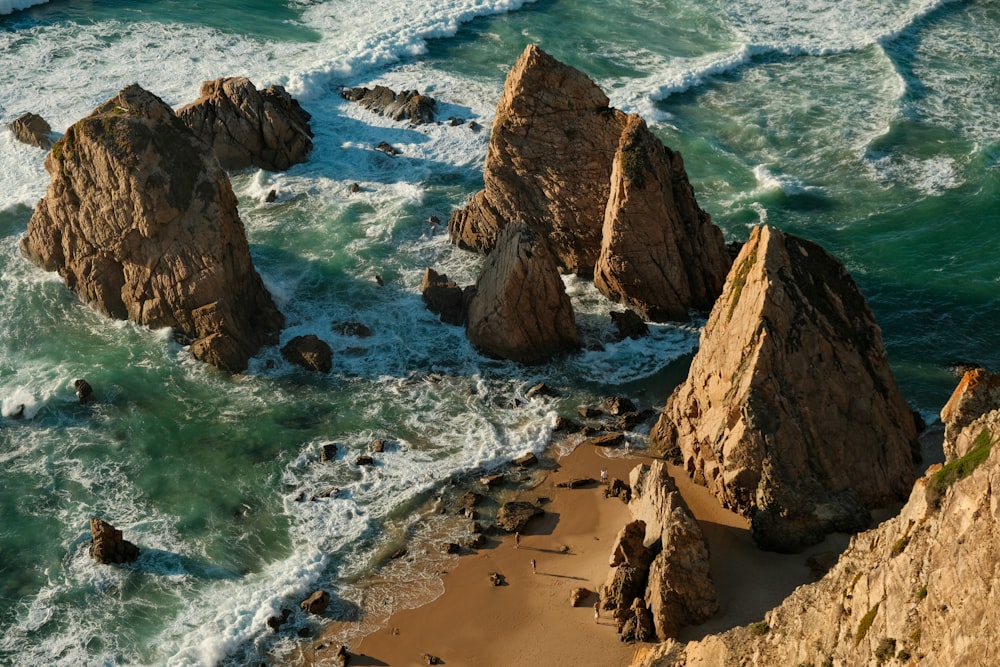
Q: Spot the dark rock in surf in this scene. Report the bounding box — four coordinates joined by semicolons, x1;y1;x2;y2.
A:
8;112;53;149
281;335;332;373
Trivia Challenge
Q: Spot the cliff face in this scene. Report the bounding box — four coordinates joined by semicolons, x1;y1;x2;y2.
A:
650;225;917;551
632;385;1000;667
21;84;284;371
594;114;730;321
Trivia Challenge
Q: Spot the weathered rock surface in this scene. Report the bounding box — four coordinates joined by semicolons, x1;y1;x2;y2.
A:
448;45;628;274
8;112;53;149
594;114;730;321
300;590;330;615
649;225;917;552
631;390;1000;667
281;334;333;373
21;85;284;372
940;367;1000;460
496;501;543;533
89;518;140;564
420;267;471;326
177;77;313;171
342;85;437;125
466;222;579;364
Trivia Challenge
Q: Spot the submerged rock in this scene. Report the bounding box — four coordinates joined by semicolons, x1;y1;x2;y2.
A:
21;84;284;372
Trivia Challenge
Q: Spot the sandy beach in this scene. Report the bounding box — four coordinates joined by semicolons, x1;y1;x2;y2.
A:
297;438;853;667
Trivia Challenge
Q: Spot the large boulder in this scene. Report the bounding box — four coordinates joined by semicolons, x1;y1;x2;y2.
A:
281;334;333;373
649;225;917;552
89;518;140;565
594;114;731;321
342;85;437;125
177;77;313;171
420;267;471;326
495;501;543;533
21;84;285;371
8;112;53;149
449;45;628;274
466;222;579;364
940;367;1000;460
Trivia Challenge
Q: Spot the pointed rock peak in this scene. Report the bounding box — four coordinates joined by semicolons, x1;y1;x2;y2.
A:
941;367;1000;460
595;114;731;321
466;222;579;364
650;224;917;552
502;44;611;115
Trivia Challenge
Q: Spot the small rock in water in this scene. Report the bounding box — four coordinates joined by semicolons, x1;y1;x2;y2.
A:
74;378;93;404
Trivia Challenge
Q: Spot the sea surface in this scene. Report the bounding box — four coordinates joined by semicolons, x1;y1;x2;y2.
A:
1;0;997;664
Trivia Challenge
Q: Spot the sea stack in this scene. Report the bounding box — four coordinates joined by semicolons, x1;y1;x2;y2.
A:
21;84;284;372
650;225;917;552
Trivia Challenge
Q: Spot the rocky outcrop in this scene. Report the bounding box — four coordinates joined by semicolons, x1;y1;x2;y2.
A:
21;84;284;372
602;462;717;642
449;45;628;274
281;334;333;373
496;501;543;533
466;222;579;364
594;114;730;321
420;267;471;326
177;77;313;171
8;112;53;149
940;367;1000;460
631;389;1000;667
649;225;917;552
342;85;437;125
300;590;330;615
89;518;140;564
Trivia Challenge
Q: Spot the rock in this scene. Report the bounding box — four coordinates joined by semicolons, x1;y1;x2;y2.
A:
74;378;93;404
940;368;1000;460
355;455;374;466
320;443;337;462
633;388;1000;667
526;382;558;398
444;542;462;554
604;396;637;416
496;501;543;533
466;222;580;364
281;334;333;373
608;479;631;503
300;590;330;615
457;491;483;512
448;45;627;273
609;521;652;569
570;587;594;607
611;309;649;340
264;189;278;203
649;225;917;552
89;518;140;564
512;452;538;467
332;321;373;338
556;477;596;489
421;654;443;666
21;84;284;372
584;432;624;448
370;439;387;453
342;85;437;125
620;597;656;643
420;267;471;326
374;141;399;156
488;572;505;586
594;114;730;321
8;112;53;149
266;609;292;631
177;77;313;171
480;473;504;488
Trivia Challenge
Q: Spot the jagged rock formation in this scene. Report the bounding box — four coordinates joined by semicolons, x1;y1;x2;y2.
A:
602;461;717;642
342;85;437;125
631;384;1000;667
420;267;471;326
281;334;333;373
177;77;313;171
594;114;730;321
449;44;628;274
21;84;284;372
466;222;579;364
8;112;53;149
649;225;917;552
940;367;1000;460
89;518;140;564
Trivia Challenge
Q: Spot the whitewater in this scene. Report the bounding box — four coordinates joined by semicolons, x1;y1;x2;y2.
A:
1;0;998;664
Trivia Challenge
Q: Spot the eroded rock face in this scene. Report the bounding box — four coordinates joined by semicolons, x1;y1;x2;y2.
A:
90;518;139;565
631;389;1000;667
177;77;313;171
342;85;437;125
8;112;53;149
466;222;579;364
448;45;628;274
594;114;730;321
281;334;333;373
940;367;1000;460
420;267;470;326
21;84;284;372
649;225;917;552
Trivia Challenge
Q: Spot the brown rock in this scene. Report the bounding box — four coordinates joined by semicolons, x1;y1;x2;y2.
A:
300;590;330;615
466;222;579;364
20;84;284;372
420;267;471;326
496;501;543;533
8;112;53;149
177;77;313;171
594;114;731;321
940;368;1000;460
89;518;140;565
611;309;649;340
342;85;437;125
570;587;594;607
512;452;538;467
281;334;333;373
332;321;373;338
448;45;627;274
649;225;917;552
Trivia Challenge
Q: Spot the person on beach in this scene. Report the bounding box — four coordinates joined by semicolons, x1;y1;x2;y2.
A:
600;468;608;486
514;531;520;549
531;558;536;574
594;601;600;623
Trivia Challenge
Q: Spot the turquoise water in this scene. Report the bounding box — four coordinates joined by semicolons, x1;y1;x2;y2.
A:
1;0;997;664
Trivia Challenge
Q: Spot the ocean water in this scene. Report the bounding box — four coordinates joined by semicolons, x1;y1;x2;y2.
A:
1;0;997;664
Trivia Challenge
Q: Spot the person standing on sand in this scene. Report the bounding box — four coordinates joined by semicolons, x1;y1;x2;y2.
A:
514;531;520;549
531;558;536;574
600;468;608;486
594;601;600;623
